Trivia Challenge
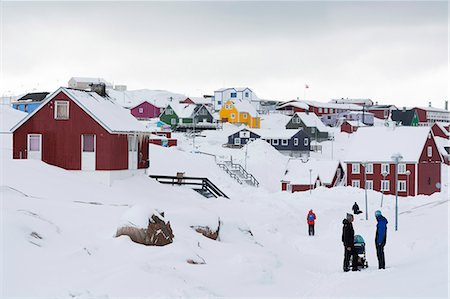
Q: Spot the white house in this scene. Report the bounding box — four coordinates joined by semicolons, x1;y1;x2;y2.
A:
213;87;260;111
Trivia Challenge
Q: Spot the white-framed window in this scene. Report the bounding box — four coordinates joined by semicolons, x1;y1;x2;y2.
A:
365;163;373;174
398;180;407;192
199;108;207;115
311;127;316;133
352;163;360;174
234;138;241;145
304;138;309;146
398;163;406;174
381;180;390;191
138;108;144;113
243;113;247;119
245;92;249;97
28;134;41;152
330;109;334;113
381;163;390;174
239;131;250;138
54;101;69;119
352;180;360;188
171;118;176;125
282;139;288;146
318;107;323;113
366;180;373;190
230;113;235;119
324;108;328;113
273;139;279;145
294;138;299;146
427;146;432;157
295;117;301;124
231;92;237;98
165;108;173;115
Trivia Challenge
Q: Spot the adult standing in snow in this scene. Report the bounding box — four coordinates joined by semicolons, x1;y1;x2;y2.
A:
352;202;362;215
375;210;388;269
307;209;316;236
342;213;358;272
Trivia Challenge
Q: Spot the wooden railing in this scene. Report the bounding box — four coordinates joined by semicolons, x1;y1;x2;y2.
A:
149;175;229;199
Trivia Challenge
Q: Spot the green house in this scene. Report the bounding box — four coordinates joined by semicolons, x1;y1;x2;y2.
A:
391;109;419;126
160;104;214;129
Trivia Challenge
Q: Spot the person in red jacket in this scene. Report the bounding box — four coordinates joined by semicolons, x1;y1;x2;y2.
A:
307;209;316;236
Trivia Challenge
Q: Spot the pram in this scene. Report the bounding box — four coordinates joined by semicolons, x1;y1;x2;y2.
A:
351;235;368;269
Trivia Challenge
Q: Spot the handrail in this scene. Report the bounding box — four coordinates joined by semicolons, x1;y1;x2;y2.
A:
149;175;229;199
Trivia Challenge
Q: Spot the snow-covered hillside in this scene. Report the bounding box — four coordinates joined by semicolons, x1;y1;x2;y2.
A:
1;110;448;298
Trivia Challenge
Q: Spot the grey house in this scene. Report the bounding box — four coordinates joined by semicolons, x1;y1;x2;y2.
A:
286;112;330;142
227;128;311;156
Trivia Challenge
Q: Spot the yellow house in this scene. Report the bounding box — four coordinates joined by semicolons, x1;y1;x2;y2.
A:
219;99;260;128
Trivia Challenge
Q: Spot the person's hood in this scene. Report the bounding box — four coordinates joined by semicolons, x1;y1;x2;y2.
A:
309;210;313;213
343;219;349;225
376;215;388;224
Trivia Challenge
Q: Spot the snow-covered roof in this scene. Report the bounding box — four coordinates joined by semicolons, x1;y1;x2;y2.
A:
304;100;363;111
11;87;149;134
283;158;341;185
216;87;252;92
295;112;330;132
415;106;450;113
231;100;258;117
344;121;369;127
277;101;309;110
344;126;432;163
435;137;450;156
107;89;188;109
433;122;450;136
185;97;212;105
243;128;303;139
169;103;197;118
1;104;27;132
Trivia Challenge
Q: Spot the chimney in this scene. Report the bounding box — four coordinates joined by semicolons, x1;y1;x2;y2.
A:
445;101;448;111
403;106;406;112
90;83;106;97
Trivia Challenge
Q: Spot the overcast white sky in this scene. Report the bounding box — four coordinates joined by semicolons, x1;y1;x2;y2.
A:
1;1;448;107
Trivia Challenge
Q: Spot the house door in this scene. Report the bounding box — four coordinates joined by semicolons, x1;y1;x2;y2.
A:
81;134;96;171
128;135;138;170
27;134;42;160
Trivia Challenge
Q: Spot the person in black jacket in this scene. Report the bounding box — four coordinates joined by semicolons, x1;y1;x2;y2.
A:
342;213;358;272
352;202;362;215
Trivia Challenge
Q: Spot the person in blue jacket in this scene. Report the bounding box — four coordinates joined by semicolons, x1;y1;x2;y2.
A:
375;210;388;269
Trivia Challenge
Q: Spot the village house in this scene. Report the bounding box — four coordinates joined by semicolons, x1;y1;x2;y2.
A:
367;104;398;120
226;128;310;156
391;108;419;126
281;159;345;192
431;123;450;139
129;101;163;120
219;99;260;128
160;103;215;130
11;86;151;174
286;112;330;141
277;100;363;117
330;98;374;107
345;126;442;196
414;106;450;125
213;87;260;111
12;92;49;114
321;111;374;127
340;120;369;134
68;77;113;90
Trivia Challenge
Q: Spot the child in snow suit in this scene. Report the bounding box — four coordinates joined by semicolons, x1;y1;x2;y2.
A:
342;213;358;272
352;202;362;215
375;210;388;269
307;210;316;236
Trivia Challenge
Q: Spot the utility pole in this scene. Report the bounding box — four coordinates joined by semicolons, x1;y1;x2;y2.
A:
391;153;403;231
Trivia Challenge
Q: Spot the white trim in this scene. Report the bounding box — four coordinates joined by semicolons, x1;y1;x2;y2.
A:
381;180;390;191
381;163;390;174
351;180;360;188
81;134;96;171
398;180;407;192
427;146;432;157
352;163;360;174
234;138;241;145
281;139;288;146
272;139;279;145
398;163;406;174
294;138;299;146
366;180;373;190
27;134;42;160
54;100;69;120
415;163;418;196
365;163;373;174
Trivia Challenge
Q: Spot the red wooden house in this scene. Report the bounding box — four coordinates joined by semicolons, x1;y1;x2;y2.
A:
345;127;442;197
12;87;151;171
130;101;163;120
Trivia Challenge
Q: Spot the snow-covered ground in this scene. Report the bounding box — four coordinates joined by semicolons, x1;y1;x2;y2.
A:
1;109;449;298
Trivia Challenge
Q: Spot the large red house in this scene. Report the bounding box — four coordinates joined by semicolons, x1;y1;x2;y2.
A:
345;127;442;197
12;87;151;171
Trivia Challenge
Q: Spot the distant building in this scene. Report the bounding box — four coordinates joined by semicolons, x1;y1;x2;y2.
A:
391;109;419;126
68;77;112;90
129;101;163;120
414;106;450;125
213;87;260;111
219;99;260;128
286;112;330;141
367;105;397;120
12;92;49;113
341;120;369;134
330;98;374;107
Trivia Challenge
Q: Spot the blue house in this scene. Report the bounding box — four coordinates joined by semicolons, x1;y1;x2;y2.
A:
12;92;49;113
227;128;311;156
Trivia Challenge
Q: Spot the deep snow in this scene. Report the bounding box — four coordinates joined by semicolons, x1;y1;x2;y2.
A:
1;109;449;298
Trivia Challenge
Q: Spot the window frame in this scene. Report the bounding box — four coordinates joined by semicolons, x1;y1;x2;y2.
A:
427;146;432;157
398;180;407;192
381;180;390;191
381;163;390;175
352;163;360;174
352;180;360;188
398;163;406;174
294;138;299;146
281;139;288;146
304;138;309;146
365;163;373;174
54;100;69;120
272;139;279;146
366;180;373;190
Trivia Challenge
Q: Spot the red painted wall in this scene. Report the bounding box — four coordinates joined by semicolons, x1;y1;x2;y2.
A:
149;139;177;147
417;134;441;195
13;91;149;170
130;101;161;119
368;109;387;119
